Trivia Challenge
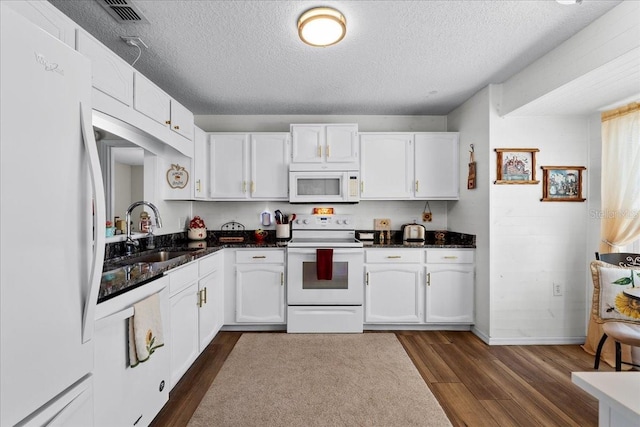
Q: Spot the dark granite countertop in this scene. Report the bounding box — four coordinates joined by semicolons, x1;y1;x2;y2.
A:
99;229;474;304
99;241;285;303
363;242;476;249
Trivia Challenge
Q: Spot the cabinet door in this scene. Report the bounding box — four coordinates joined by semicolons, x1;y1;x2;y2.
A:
250;133;290;199
209;133;249;199
360;133;414;199
169;282;199;388
76;30;133;107
365;264;423;323
326;124;358;164
133;72;170;127
192;127;208;199
414;133;459;200
198;262;223;352
6;0;76;47
291;125;324;163
426;263;474;323
170;99;194;141
236;264;285;323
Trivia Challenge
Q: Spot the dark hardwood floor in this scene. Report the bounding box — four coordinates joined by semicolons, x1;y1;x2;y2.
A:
150;331;612;427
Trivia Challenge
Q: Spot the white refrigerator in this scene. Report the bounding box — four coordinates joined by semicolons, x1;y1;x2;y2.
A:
0;4;106;426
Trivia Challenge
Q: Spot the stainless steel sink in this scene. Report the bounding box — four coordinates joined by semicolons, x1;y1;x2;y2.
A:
122;250;194;264
106;249;199;270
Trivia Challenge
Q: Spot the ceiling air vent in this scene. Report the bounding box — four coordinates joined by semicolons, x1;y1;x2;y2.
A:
96;0;149;24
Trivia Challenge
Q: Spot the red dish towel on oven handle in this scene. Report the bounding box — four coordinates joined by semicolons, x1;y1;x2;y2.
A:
316;248;333;280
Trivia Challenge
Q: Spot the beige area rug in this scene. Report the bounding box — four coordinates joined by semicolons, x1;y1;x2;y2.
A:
188;333;452;427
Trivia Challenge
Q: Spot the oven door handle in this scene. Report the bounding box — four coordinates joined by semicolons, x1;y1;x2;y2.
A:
287;248;362;255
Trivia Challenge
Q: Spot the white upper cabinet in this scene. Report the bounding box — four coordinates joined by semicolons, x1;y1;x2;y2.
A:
209;133;249;199
133;73;194;141
360;132;459;200
290;124;358;167
5;0;77;48
208;132;290;200
170;99;194;141
76;30;133;108
360;133;414;199
414;133;459;200
192;127;208;200
133;72;170;125
250;133;290;199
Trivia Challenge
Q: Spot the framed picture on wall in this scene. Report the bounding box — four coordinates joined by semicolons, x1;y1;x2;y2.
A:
540;166;586;202
494;148;539;184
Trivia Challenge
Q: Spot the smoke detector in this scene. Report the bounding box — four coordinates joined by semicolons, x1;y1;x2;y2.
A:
96;0;149;24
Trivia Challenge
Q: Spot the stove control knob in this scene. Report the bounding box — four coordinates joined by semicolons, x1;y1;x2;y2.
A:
343;219;350;225
304;219;309;224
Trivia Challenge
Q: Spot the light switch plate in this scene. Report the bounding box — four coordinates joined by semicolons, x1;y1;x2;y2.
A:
374;218;391;231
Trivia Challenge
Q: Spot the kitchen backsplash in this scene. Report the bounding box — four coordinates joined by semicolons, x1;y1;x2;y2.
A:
192;200;448;232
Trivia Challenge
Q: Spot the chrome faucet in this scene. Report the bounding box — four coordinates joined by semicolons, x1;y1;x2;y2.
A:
125;201;162;253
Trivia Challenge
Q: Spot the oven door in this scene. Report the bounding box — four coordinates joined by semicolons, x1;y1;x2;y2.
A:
287;248;364;305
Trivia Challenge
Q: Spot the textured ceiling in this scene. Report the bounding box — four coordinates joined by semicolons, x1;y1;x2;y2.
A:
48;0;625;116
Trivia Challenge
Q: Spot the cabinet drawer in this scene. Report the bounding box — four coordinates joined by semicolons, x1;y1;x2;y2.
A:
199;252;222;276
365;249;423;264
426;249;474;264
236;250;284;264
168;262;199;295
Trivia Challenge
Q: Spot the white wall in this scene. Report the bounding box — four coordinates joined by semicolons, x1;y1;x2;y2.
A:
488;85;592;344
447;86;491;340
192;200;448;233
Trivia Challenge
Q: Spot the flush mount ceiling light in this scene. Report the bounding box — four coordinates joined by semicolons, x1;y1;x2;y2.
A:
298;7;346;47
556;0;583;4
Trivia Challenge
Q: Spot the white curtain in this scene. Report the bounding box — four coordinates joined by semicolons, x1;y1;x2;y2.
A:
599;103;640;253
584;102;640;368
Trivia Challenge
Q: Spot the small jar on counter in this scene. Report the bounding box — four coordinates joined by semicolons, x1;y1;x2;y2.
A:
139;211;151;233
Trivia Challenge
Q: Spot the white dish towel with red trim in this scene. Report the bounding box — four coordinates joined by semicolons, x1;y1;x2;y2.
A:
128;293;164;368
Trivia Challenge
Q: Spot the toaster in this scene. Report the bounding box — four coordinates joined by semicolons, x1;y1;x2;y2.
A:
402;224;426;242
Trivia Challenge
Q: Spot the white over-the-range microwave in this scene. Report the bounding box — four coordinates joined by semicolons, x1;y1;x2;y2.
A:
289;170;360;203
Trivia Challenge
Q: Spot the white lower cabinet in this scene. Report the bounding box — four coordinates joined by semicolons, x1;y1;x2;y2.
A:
364;248;475;325
168;252;224;390
364;249;424;323
235;249;286;323
169;281;199;389
198;252;224;351
425;249;475;323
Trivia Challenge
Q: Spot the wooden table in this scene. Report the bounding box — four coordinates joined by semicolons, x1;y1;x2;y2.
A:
572;372;640;427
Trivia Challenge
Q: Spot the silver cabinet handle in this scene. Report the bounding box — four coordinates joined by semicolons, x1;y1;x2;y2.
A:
203;286;207;304
443;256;458;260
386;255;401;259
426;272;431;286
366;272;369;286
252;255;266;259
281;272;284;286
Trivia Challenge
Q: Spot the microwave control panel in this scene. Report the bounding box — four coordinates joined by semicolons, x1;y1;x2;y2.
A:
349;175;359;197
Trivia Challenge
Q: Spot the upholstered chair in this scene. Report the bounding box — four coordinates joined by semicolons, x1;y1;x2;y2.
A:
590;259;640;371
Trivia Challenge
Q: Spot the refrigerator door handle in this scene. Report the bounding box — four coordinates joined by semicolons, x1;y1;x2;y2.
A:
80;103;106;344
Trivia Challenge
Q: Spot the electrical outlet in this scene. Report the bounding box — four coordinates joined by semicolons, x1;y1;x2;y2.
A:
422;212;432;222
553;283;563;296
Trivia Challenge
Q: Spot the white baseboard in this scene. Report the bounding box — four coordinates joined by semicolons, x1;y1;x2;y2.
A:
485;336;586;346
